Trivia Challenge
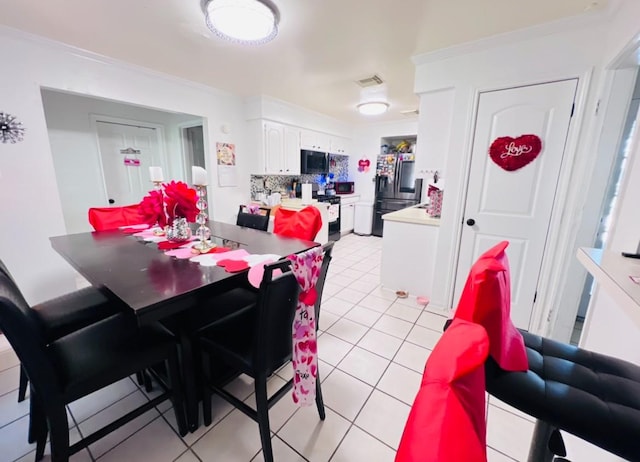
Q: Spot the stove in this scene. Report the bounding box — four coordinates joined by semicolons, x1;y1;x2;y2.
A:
317;195;341;241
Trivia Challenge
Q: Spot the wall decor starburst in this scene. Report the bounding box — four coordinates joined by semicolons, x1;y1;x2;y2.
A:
0;112;25;144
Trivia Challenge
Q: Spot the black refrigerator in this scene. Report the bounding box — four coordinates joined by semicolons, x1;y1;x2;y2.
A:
372;153;423;237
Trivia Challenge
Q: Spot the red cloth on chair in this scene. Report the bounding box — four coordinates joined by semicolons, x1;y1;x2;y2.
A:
273;206;322;241
453;241;528;372
88;205;146;231
396;319;489;462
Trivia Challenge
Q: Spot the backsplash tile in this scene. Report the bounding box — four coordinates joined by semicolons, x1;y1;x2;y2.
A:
250;154;350;200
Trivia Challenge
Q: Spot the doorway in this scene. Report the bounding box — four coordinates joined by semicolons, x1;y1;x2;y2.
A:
181;123;206;184
453;80;577;329
571;72;640;344
42;89;204;234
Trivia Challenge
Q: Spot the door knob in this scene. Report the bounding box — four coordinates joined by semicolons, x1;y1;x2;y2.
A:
108;199;115;204
466;218;475;226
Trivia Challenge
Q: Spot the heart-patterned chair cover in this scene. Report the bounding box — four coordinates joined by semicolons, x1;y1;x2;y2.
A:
287;246;324;406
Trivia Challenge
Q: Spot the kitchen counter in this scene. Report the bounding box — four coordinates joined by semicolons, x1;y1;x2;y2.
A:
382;204;440;226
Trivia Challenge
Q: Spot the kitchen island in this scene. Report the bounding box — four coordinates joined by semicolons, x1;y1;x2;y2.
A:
380;204;440;304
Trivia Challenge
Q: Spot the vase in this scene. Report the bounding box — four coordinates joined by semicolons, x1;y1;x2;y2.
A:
165;217;192;243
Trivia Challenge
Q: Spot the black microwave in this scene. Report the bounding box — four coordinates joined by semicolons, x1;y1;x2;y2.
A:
300;150;328;174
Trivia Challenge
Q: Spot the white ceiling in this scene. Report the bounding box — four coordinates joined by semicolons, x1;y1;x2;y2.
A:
0;0;610;122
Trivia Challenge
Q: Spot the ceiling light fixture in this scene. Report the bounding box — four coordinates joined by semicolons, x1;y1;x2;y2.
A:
204;0;279;45
357;83;390;116
357;102;390;116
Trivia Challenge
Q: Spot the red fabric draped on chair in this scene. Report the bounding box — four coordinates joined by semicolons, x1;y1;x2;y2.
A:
396;318;490;462
273;206;322;241
88;205;146;231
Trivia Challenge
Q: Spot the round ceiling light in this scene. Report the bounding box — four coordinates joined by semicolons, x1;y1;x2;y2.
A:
204;0;279;45
357;101;390;116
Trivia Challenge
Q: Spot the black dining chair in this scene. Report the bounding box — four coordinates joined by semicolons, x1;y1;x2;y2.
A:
197;243;333;462
236;205;271;231
0;269;188;462
0;259;143;404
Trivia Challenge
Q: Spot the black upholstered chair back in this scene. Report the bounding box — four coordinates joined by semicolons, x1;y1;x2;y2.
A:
0;271;59;402
253;260;299;377
236;205;271;231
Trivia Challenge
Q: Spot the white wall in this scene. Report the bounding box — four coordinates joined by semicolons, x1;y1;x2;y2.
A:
412;21;608;319
350;119;419;202
42;90;199;234
0;27;248;305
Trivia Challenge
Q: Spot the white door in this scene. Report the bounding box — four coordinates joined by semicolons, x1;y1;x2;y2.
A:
453;80;577;329
96;121;163;206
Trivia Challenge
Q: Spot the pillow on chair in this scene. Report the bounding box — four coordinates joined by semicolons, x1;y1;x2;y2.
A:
396;318;489;462
453;241;528;372
273;206;322;241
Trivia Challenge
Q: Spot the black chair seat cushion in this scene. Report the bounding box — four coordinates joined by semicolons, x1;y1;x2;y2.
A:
190;287;258;332
32;287;124;342
198;309;259;376
485;330;640;461
48;313;176;402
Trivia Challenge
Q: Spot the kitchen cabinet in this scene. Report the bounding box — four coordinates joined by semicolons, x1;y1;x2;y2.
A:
262;121;300;174
329;136;350;155
340;195;360;233
300;129;330;152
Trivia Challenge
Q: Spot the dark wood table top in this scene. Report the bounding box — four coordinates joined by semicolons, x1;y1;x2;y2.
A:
50;221;318;324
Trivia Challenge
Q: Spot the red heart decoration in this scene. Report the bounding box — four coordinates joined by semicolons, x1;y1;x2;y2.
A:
358;158;370;168
489;134;542;172
216;259;249;273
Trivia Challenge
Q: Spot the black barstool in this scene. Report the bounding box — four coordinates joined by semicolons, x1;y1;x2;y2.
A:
485;330;640;462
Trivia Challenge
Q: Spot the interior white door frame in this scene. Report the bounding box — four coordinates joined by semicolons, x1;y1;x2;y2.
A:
89;114;168;203
177;119;205;181
447;71;595;333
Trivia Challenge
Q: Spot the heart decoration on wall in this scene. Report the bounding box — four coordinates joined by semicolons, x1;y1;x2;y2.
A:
489;134;543;172
358;157;371;173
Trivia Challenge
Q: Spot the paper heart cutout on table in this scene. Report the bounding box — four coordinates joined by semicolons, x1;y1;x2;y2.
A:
165;247;199;259
158;240;191;250
247;259;283;288
489;134;542;172
216;259;250;273
120;224;150;233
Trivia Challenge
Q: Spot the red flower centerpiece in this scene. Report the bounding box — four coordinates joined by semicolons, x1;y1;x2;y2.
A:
139;181;199;242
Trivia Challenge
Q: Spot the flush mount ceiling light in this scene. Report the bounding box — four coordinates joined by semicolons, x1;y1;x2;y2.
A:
356;82;390;116
357;102;390;116
204;0;279;45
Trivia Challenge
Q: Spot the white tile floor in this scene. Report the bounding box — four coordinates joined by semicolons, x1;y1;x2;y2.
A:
0;234;535;461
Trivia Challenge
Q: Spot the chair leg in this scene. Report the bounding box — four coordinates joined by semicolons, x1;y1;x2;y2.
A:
29;390;46;446
143;370;153;393
201;350;213;427
527;420;556;462
255;375;274;462
167;352;188;437
315;368;326;421
135;370;144;386
18;364;28;402
47;405;70;462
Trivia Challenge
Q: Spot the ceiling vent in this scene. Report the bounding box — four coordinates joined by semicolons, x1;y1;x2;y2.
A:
356;75;384;88
400;109;420;116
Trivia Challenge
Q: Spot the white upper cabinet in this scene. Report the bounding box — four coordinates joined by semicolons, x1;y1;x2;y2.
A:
264;121;285;174
329;136;350;156
261;121;301;175
300;129;330;152
284;125;301;175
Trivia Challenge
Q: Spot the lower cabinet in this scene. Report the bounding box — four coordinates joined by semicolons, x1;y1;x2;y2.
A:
340;196;360;233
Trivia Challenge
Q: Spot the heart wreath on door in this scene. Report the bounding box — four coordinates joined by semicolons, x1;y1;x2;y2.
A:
488;134;542;171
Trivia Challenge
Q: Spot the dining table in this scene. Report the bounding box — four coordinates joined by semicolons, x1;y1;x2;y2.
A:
50;221;319;431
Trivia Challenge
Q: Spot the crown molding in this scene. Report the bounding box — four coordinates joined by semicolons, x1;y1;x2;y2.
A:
0;25;236;99
411;9;614;66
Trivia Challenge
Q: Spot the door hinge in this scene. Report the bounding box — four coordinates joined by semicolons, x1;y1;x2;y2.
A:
595;99;601;116
533;291;537;303
570;103;575;117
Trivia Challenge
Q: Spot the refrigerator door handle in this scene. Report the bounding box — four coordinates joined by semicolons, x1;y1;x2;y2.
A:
394;157;401;196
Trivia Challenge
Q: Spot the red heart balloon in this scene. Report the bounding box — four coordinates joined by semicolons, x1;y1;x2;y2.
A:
489;135;542;172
